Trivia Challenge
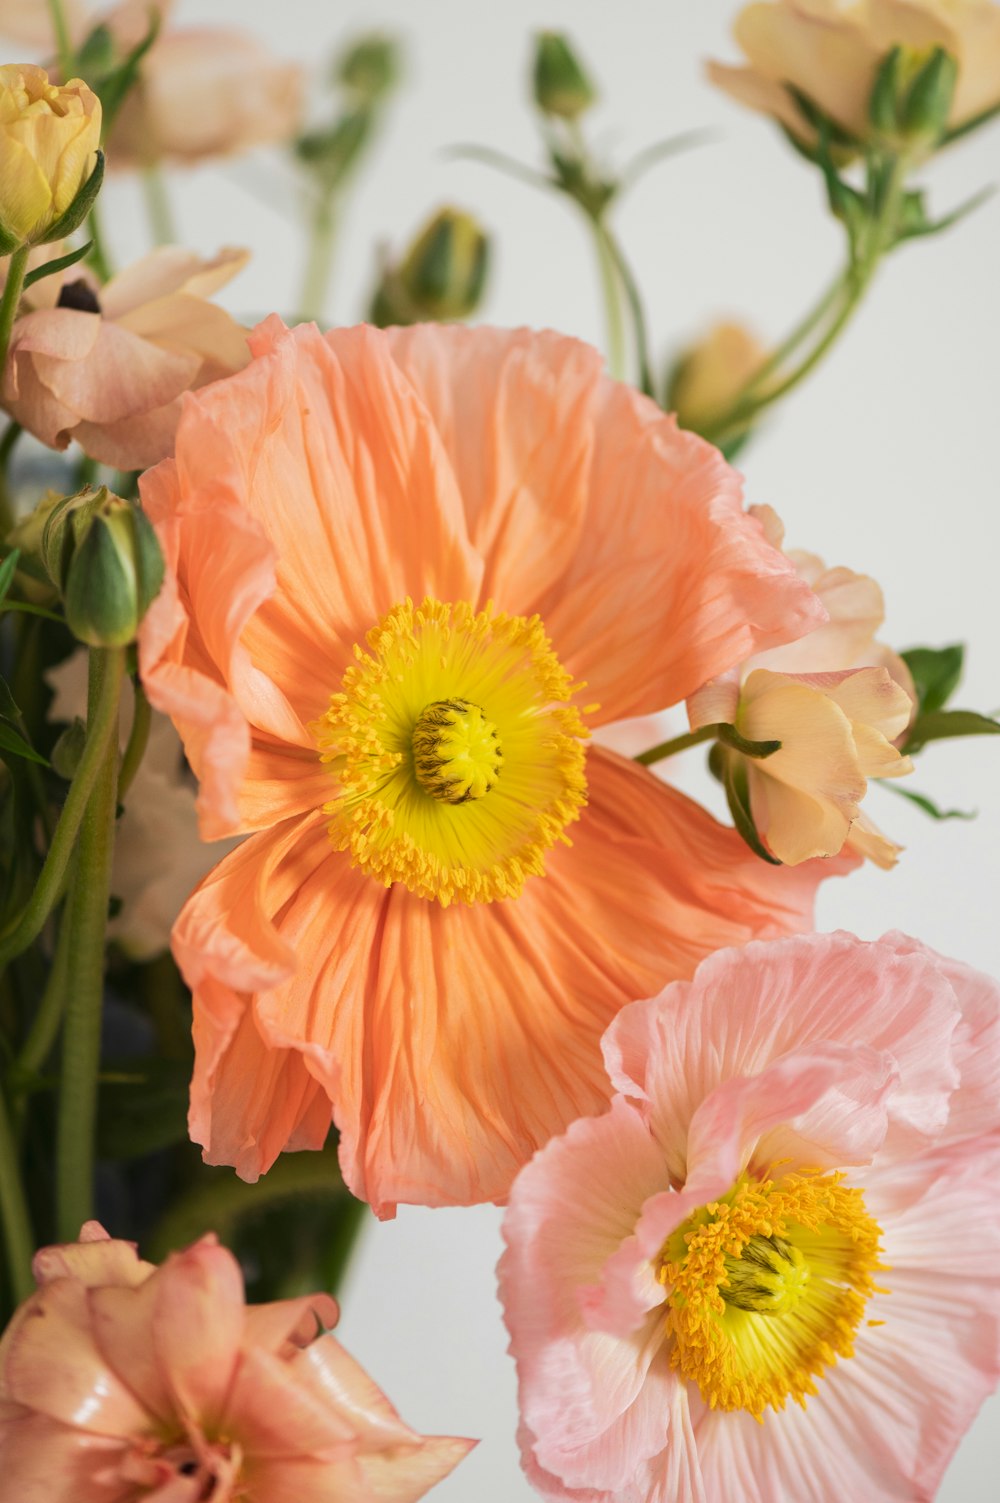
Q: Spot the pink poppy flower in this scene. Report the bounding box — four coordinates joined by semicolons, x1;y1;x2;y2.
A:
500;930;1000;1502
0;1221;473;1501
1;244;250;469
138;316;848;1215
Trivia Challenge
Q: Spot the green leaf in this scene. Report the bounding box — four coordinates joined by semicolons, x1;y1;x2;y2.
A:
0;549;20;605
0;675;20;722
0;721;49;767
95;13;161;135
901;643;964;715
881;782;975;821
723;756;781;865
23;242;94;291
905;708;1000;754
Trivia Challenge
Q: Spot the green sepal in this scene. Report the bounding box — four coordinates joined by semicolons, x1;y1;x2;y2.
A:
23;241;93;292
901;46;957;143
37;152;105;247
51;716;87;780
904;708;1000;755
0;549;20;605
881;781;975;821
87;12;161;138
0;220;23;256
901;643;964;716
869;47;903;134
717;723;782;759
533;32;596;120
942;96;1000;146
895;185;995;243
723;755;782;865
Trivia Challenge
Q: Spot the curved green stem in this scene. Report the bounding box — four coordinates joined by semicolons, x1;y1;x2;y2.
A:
596;219;655;397
635;723;717;766
299;193;337;324
0;1087;34;1303
592;222;626;380
56;647;125;1239
16;893;73;1083
142;166;175;247
46;0;75;79
0;647;122;970
0;248;28;384
118;679;151;800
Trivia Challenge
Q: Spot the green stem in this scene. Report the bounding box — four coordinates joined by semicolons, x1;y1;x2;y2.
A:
56;647;125;1240
635;723;718;766
16;893;73;1084
118;679;151;799
0;421;21;535
736;272;846;400
0;642;121;970
0;1087;34;1303
86;202;113;283
596;219;655;397
299;194;338;323
0;247;29;384
141;166;175;247
592;220;626;380
46;0;75;79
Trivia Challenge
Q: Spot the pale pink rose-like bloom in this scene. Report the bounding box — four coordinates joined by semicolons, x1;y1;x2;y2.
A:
0;1221;474;1501
110;25;304;168
709;0;1000;149
500;930;1000;1503
688;507;916;866
47;649;240;960
1;243;250;469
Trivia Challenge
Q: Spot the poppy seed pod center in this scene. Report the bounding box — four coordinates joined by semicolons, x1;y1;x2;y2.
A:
412;698;503;803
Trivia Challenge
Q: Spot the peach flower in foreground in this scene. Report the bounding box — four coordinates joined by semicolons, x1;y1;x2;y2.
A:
47;650;240;959
501;930;1000;1502
0;1221;472;1501
709;0;1000;148
110;25;304;167
1;244;250;469
137;317;846;1214
688;508;915;866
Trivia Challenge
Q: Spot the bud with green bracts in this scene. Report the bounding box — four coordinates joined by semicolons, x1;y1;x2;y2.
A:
42;487;164;647
370;207;490;327
868;45;958;154
532;32;595;121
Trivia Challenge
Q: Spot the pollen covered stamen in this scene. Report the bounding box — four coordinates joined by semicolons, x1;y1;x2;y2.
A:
412;698;503;803
658;1171;887;1418
312;597;589;905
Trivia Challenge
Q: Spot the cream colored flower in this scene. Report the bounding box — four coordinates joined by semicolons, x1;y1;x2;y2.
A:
47;651;239;959
688;508;915;866
709;0;1000;146
669;321;768;433
0;66;100;247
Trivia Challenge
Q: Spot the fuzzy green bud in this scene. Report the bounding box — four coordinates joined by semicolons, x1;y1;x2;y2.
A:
58;488;164;647
532;33;595;120
370;207;490;327
337;33;400;103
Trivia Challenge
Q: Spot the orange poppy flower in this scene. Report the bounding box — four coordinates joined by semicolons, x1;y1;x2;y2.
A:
139;317;841;1215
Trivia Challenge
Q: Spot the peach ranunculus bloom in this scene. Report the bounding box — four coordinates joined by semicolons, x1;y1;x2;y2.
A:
500;930;1000;1502
687;507;915;867
709;0;1000;148
47;649;241;960
0;66;101;248
136;317;849;1215
0;1221;473;1500
110;24;304;168
0;244;251;469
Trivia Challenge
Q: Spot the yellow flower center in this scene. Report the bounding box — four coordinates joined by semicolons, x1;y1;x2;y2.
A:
658;1171;886;1418
313;596;590;905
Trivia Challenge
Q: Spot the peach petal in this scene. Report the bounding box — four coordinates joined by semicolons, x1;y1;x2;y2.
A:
734;1;881;136
150;1240;245;1428
32;1229;152;1290
705;59;816;141
538;393;825;723
31;320;198;425
0;1406;129;1503
242;1295;338;1359
223;1346;358;1456
385;323;602;612
88;1279;175;1426
100;245;249;320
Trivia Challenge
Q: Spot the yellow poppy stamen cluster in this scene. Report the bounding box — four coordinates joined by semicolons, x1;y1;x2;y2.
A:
313;596;589;905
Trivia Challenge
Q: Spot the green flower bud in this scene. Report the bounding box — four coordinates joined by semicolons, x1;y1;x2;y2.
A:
40;487;106;594
337;34;400;103
532;32;595;121
370;207;490;327
901;47;957;148
60;488;165;647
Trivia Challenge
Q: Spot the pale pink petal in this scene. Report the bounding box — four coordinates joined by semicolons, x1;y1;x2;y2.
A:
223;1346;359;1455
0;1406;130;1503
32;1230;153;1290
100;246;249;319
30;321;197;425
243;1294;338;1357
150;1240;245;1429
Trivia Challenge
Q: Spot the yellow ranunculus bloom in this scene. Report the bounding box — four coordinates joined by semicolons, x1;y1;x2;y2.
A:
709;0;1000;148
0;65;101;247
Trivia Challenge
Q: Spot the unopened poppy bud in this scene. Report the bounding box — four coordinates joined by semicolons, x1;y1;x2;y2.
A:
61;488;165;647
0;66;102;251
370;207;490;326
532;32;595;120
337;33;400;103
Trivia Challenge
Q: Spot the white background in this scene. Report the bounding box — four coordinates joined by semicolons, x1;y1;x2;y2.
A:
8;1;1000;1497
